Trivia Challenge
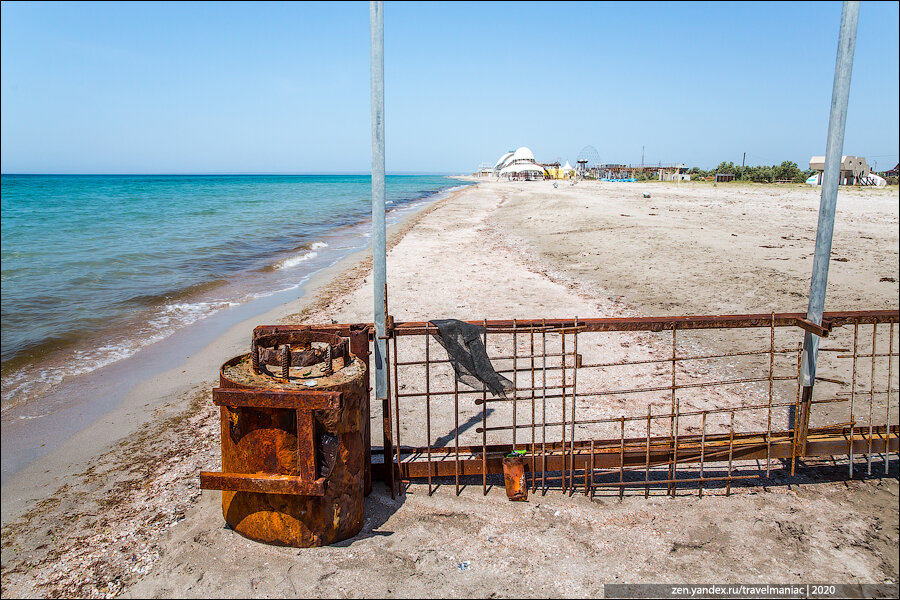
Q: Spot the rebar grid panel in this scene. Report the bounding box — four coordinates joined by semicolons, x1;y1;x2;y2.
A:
257;310;898;497
378;311;898;497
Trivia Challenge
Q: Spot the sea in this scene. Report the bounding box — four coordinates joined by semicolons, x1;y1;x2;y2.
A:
0;174;472;411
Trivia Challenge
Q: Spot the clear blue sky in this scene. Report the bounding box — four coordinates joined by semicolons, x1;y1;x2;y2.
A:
2;1;898;174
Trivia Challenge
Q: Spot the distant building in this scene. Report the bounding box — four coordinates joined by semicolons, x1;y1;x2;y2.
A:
808;155;870;185
599;163;686;180
494;147;547;179
884;163;899;177
715;173;735;182
660;172;691;182
544;161;575;180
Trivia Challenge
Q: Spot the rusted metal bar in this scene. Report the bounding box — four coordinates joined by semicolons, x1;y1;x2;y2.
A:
645;405;652;498
478;396;851;434
699;411;707;497
459;373;798;404
792;343;802;476
395;347;899;368
561;328;567;493
582;441;589;496
378;424;897;459
530;327;536;493
850;322;858;477
671;398;680;497
868;323;877;475
570;318;579;495
387;426;898;479
425;323;433;495
541;320;548;494
382;345;395;498
592;474;760;489
454;374;460;495
482;319;488;496
513;319;518;451
280;344;291;379
767;314;775;478
589;439;595;497
886;322;895;473
252;309;898;340
349;324;372;495
580;347;798;370
386;310;897;337
619;416;625;500
795;318;832;338
726;412;735;496
669;328;677;495
815;376;847;385
200;472;326;496
836;352;896;359
380;425;898;467
295;409;318;484
390;328;400;496
212;388;341;411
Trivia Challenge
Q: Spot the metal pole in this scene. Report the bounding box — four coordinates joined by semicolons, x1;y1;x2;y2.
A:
370;1;387;401
741;152;746;181
800;2;859;401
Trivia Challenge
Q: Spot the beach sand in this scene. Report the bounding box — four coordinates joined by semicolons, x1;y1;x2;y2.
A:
1;180;898;598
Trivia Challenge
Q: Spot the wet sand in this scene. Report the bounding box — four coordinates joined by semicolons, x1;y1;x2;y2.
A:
1;180;897;598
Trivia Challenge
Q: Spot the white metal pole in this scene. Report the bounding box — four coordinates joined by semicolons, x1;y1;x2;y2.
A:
370;1;387;401
800;1;860;389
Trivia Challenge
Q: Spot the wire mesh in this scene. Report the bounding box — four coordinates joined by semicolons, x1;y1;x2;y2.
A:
370;312;899;497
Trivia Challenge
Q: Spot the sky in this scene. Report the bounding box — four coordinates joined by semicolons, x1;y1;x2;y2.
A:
1;1;898;174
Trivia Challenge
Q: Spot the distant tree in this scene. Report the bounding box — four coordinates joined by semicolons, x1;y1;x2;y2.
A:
688;166;711;178
715;161;738;174
774;160;803;182
749;166;775;183
686;160;819;183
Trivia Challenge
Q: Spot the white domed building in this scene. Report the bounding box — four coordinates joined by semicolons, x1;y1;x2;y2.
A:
494;147;546;179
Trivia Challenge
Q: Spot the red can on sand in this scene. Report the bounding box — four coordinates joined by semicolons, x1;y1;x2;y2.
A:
502;455;527;501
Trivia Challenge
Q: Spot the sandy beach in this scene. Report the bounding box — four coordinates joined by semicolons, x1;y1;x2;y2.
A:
2;180;898;598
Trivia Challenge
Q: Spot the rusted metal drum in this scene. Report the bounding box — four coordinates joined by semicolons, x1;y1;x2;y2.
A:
200;328;367;547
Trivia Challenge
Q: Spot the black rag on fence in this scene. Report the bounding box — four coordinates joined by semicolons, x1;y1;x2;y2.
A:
428;319;514;398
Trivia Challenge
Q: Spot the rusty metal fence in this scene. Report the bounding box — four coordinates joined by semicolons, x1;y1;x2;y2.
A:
260;310;898;499
378;310;898;498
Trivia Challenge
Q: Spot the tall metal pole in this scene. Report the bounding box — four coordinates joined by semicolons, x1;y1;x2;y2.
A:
741;152;746;180
799;2;859;436
370;1;387;402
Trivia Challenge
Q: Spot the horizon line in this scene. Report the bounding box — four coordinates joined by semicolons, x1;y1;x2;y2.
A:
0;171;468;176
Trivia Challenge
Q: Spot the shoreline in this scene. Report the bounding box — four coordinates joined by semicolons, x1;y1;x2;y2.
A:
0;182;473;514
0;176;471;413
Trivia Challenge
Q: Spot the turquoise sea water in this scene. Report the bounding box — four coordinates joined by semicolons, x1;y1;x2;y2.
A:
1;174;471;407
